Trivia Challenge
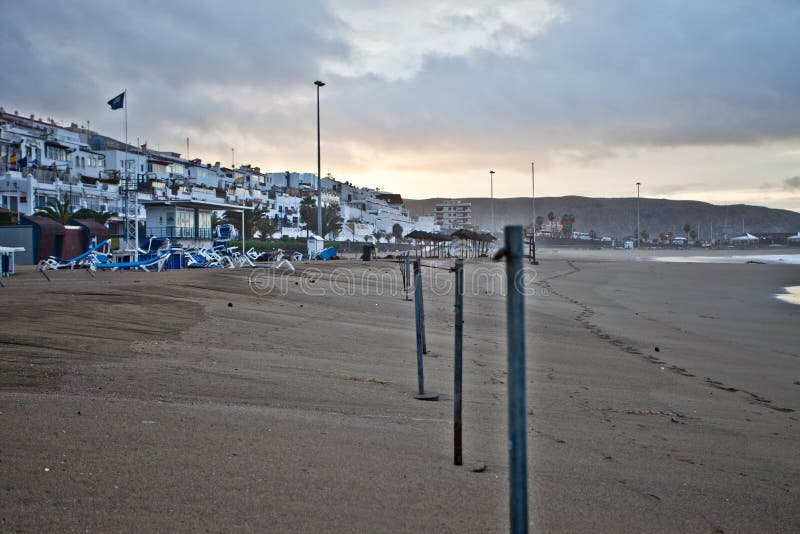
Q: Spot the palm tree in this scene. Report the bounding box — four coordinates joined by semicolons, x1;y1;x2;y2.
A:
682;223;691;244
689;229;697;243
73;208;117;225
535;215;545;231
392;223;404;243
640;230;650;242
321;203;344;238
34;199;73;225
92;210;117;225
223;206;269;239
299;196;317;236
72;208;96;220
547;211;556;229
589;229;597;240
254;217;278;241
210;212;223;231
560;213;576;238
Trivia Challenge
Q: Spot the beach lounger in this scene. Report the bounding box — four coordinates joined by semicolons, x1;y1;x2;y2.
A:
88;251;171;273
36;239;111;272
251;256;295;273
185;247;235;269
184;251;219;268
246;247;265;262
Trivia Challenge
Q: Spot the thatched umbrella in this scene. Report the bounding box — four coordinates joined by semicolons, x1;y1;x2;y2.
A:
405;230;429;258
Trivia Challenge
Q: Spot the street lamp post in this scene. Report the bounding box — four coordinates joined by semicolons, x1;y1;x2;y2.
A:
315;80;325;239
636;181;641;248
490;170;495;233
531;162;538;264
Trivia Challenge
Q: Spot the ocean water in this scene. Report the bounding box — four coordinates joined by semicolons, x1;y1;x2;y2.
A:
776;286;800;306
653;254;800;265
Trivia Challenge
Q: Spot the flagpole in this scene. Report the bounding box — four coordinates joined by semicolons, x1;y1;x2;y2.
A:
123;89;130;253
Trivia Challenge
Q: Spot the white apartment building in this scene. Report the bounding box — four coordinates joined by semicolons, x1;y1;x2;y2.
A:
434;199;472;228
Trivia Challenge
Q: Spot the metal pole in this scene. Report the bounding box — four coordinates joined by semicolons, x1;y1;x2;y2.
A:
530;162;535;231
505;225;528;534
404;254;411;301
490;170;495;233
420;263;428;355
531;162;538;265
413;259;425;395
233;149;244;255
123;90;128;252
315;81;325;239
636;182;641;248
454;258;464;465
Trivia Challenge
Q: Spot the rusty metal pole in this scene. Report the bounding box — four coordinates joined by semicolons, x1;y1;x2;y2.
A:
505;226;528;534
454;258;464;465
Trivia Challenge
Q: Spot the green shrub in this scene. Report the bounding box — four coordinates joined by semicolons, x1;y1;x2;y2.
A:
0;209;13;225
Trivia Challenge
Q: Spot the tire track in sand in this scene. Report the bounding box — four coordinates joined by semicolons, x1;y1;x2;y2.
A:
536;261;794;413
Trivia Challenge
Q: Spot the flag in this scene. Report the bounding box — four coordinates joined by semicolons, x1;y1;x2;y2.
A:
19;156;27;168
141;142;147;151
107;91;125;110
9;153;16;167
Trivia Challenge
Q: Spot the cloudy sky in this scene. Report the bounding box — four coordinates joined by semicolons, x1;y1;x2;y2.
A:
2;0;799;210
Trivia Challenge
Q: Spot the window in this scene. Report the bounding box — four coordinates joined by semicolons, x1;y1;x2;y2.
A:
176;207;194;229
148;162;167;174
45;145;69;161
198;211;211;238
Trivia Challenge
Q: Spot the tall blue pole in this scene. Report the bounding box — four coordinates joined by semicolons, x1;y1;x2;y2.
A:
454;258;464;465
505;225;528;534
413;259;425;396
315;81;325;238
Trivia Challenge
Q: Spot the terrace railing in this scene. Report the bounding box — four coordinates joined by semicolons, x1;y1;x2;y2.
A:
147;226;212;239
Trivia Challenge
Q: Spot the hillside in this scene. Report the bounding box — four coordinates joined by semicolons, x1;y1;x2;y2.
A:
404;196;800;239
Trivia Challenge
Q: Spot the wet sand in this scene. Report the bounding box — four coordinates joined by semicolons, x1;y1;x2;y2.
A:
1;255;798;532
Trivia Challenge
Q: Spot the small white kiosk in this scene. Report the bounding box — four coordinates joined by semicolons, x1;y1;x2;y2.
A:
307;236;324;257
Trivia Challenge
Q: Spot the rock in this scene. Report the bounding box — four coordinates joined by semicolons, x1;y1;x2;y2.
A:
470;463;487;473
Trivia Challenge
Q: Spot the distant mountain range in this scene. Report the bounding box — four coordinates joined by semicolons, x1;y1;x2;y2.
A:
404;196;800;239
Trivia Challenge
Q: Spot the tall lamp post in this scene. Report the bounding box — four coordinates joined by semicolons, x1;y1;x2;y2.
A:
531;162;538;264
489;170;495;233
315;80;325;238
636;181;641;248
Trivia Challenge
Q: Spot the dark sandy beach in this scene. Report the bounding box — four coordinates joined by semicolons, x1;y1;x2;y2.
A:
1;254;798;532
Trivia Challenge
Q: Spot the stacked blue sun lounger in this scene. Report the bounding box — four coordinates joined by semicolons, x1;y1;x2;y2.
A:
88;251;172;273
36;239;111;271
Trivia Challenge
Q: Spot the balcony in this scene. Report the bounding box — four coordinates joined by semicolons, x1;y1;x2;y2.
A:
147;226;212;239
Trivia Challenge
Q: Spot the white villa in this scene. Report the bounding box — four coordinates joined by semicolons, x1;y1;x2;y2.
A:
1;106;444;258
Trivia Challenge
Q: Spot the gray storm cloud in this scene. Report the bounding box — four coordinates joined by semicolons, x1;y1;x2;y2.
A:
1;0;798;201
